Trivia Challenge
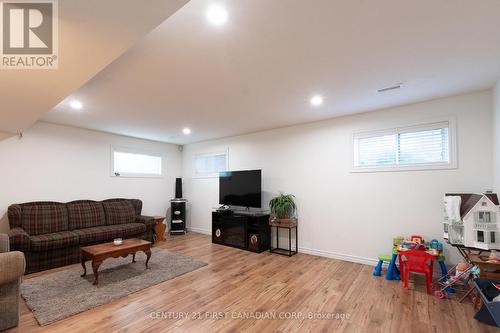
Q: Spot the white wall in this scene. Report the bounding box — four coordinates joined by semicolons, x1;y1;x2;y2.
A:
182;90;493;265
0;122;182;233
0;90;494;265
494;80;500;193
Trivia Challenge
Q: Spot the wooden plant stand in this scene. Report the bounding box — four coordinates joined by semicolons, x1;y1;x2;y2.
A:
269;219;298;257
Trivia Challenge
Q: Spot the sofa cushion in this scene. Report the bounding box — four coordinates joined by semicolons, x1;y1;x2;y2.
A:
102;201;136;225
30;231;79;252
21;204;69;236
72;223;147;244
103;198;142;216
67;201;106;230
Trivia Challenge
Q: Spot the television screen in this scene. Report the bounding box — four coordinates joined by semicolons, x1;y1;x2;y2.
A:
219;170;262;208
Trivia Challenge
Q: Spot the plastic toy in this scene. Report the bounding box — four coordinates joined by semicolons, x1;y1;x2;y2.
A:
384;237;404;280
456;262;471;276
375;236;448;281
410;235;423;244
397;235;427;251
400;249;436;294
373;237;403;280
373;254;398;278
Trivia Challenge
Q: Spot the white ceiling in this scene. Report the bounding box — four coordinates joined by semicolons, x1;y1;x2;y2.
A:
44;0;500;144
0;0;189;136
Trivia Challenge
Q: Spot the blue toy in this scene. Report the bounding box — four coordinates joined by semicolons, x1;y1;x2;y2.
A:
373;237;403;280
374;237;448;281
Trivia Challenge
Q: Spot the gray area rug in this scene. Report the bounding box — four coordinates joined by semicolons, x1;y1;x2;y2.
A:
21;248;207;326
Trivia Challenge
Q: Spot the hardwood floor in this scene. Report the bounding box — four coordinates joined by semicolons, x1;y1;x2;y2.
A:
8;232;496;333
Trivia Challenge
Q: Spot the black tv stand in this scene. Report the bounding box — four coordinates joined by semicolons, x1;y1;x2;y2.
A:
212;211;270;253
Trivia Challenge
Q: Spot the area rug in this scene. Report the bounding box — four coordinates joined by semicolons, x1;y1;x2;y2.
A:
21;248;207;326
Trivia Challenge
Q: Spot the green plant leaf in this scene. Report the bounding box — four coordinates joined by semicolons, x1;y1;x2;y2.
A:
269;193;296;218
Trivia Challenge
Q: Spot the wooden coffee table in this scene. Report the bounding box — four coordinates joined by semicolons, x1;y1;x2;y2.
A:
80;238;152;285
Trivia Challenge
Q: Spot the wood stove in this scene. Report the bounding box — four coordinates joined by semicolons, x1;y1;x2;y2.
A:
170;199;187;235
170;178;187;235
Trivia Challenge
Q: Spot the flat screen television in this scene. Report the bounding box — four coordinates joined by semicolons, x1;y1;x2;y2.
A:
219;170;262;208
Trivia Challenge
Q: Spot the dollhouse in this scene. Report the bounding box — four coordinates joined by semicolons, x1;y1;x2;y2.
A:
443;193;500;250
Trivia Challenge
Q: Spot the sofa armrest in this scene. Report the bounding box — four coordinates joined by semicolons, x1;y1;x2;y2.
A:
136;215;155;230
0;251;25;284
7;228;31;252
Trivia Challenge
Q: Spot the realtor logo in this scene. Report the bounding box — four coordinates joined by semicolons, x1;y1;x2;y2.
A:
0;0;58;69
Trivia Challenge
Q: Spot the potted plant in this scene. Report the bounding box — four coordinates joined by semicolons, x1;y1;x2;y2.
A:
269;193;297;226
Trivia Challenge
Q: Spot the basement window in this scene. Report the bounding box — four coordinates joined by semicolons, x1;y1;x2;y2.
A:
194;150;228;178
111;147;163;178
352;120;456;172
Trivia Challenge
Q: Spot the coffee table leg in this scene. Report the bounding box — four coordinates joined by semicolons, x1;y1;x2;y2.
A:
81;259;87;277
145;250;151;269
132;253;136;263
92;260;102;285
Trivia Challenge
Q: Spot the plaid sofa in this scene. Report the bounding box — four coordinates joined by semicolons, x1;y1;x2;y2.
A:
7;198;155;274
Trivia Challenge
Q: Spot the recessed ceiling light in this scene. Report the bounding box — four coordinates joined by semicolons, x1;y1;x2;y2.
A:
310;95;324;107
206;4;228;26
183;128;191;135
69;100;83;110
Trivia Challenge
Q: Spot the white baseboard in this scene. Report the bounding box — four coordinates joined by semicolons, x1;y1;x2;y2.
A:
183;231;448;276
187;227;378;266
186;228;381;267
299;247;448;278
298;246;379;267
188;227;211;235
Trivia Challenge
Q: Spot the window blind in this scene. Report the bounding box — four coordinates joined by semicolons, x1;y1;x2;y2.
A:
354;122;451;169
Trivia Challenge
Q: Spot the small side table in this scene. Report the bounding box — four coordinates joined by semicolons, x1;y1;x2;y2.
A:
469;253;500;278
270;220;297;257
154;216;166;242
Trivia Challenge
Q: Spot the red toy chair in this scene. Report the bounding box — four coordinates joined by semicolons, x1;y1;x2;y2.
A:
399;250;435;294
